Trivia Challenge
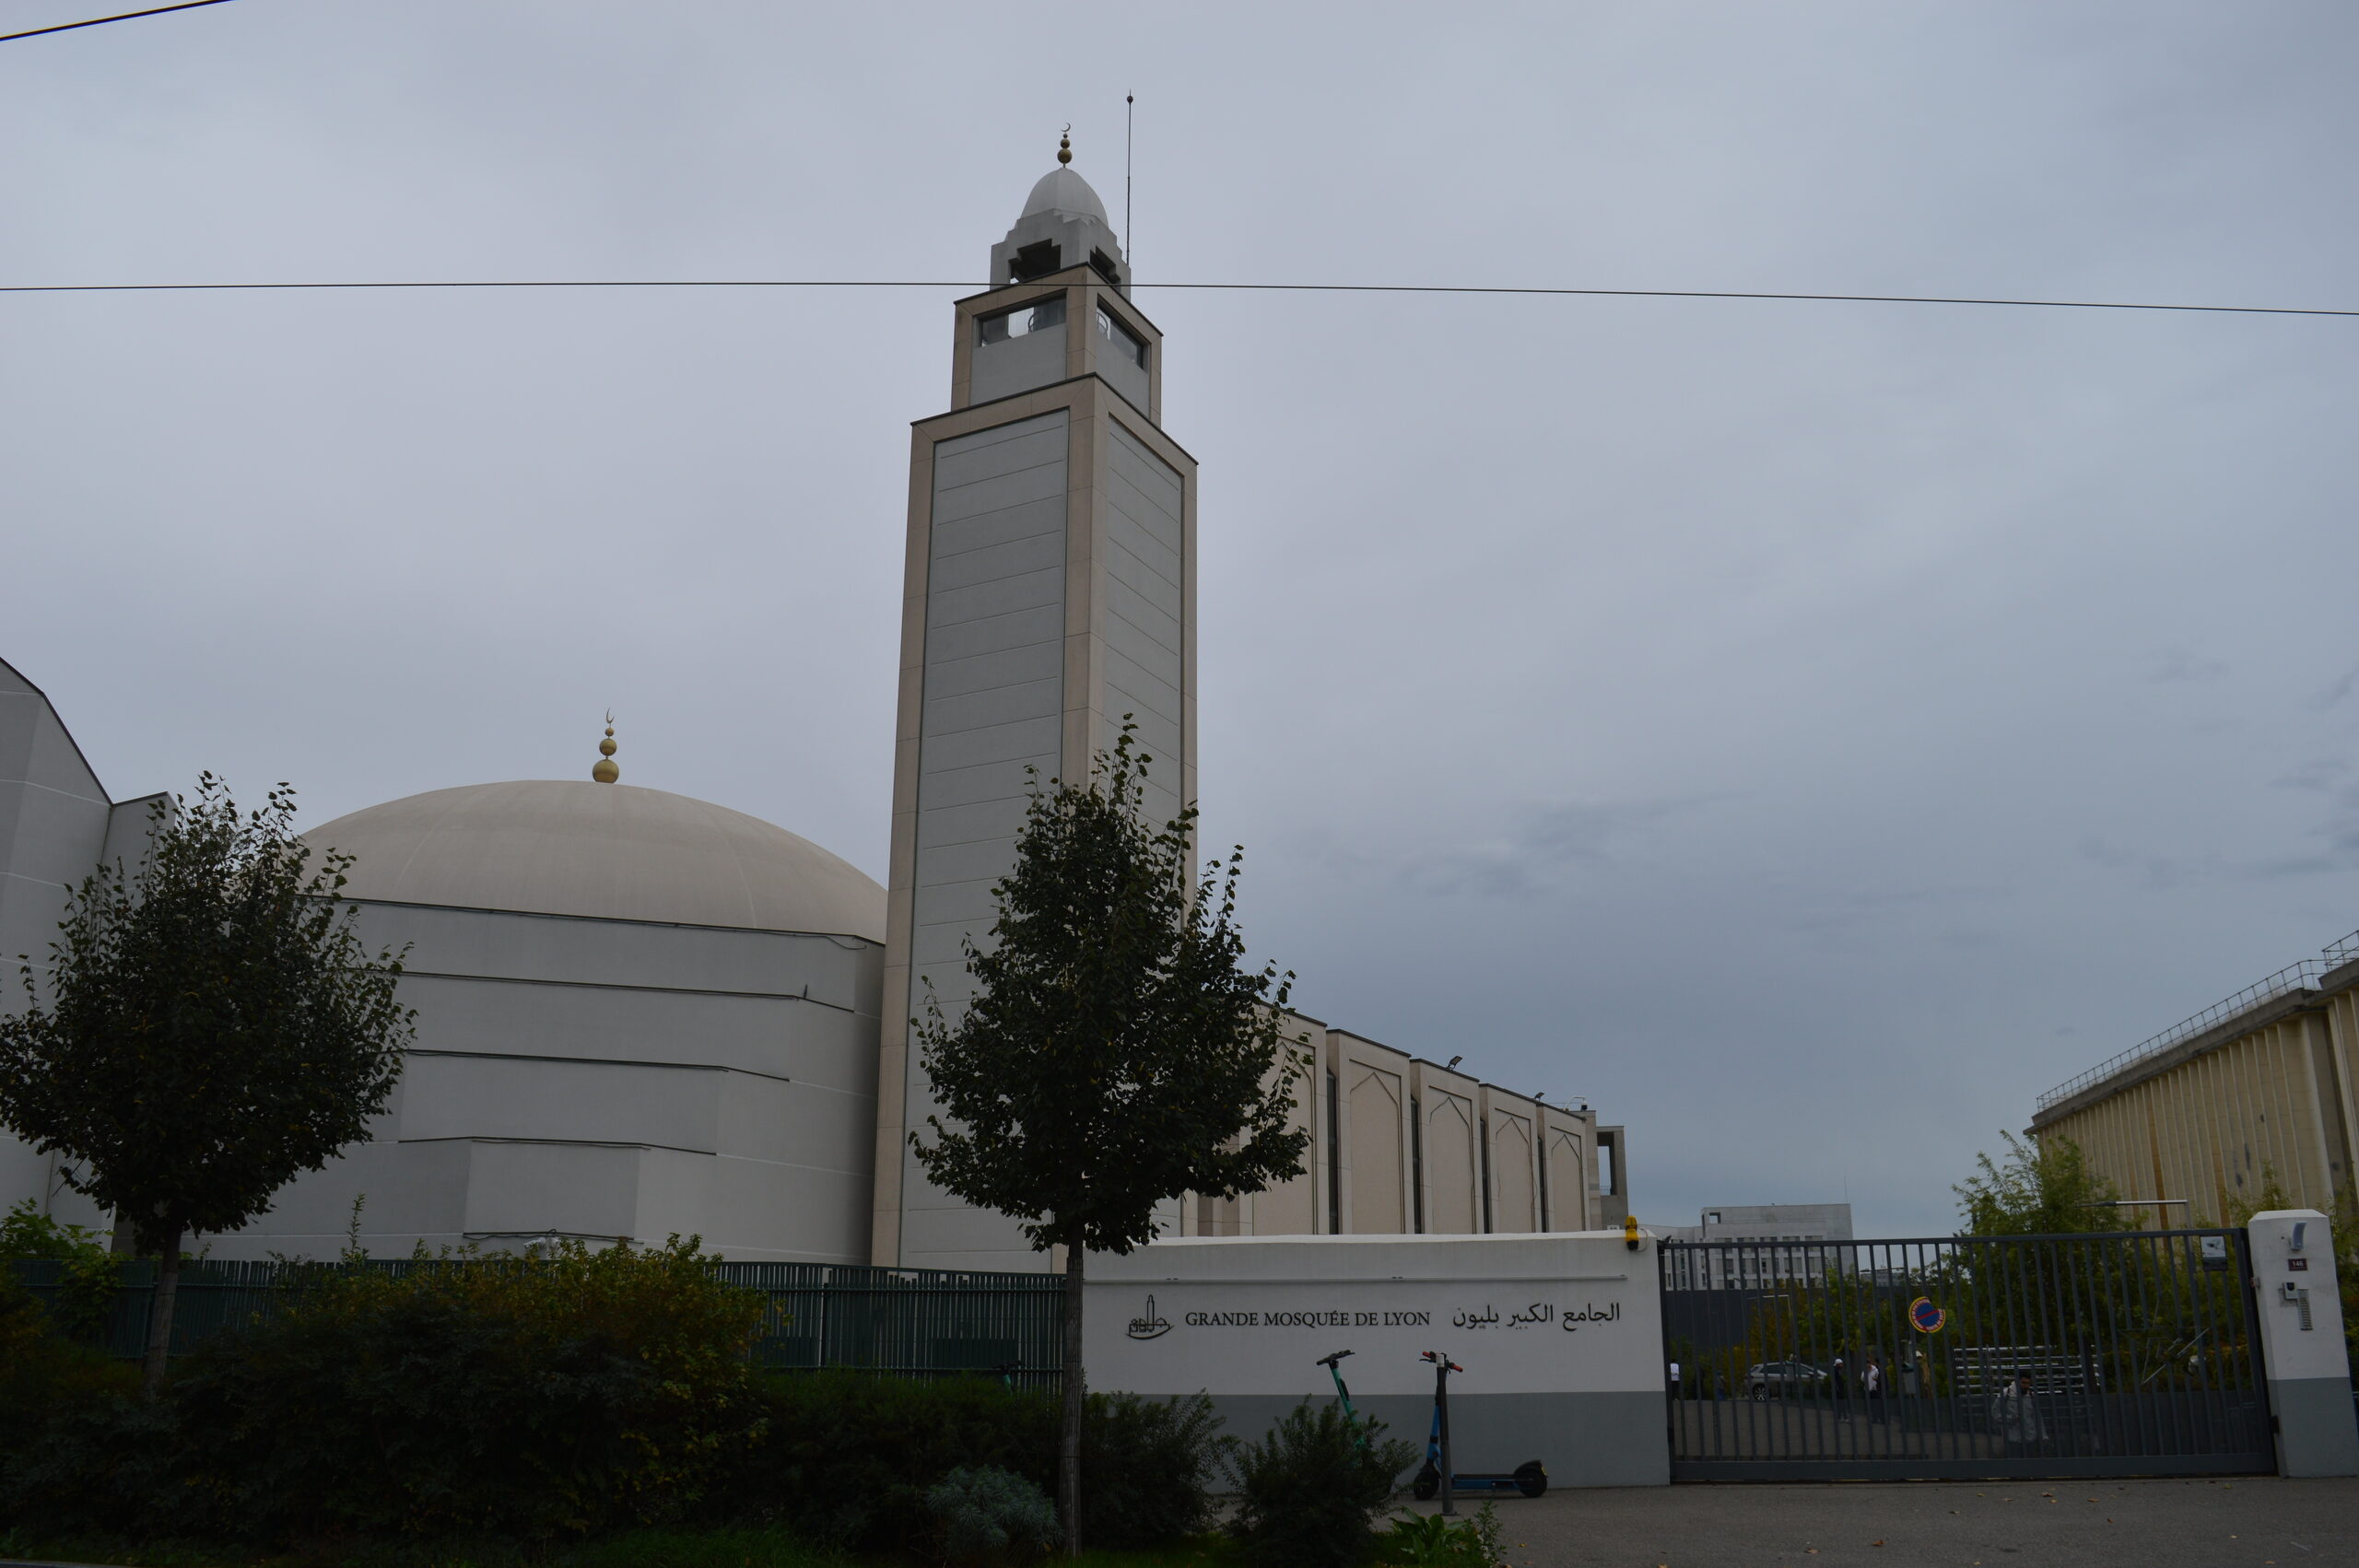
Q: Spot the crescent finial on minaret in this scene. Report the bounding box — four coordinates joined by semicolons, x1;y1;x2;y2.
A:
1058;125;1072;165
593;710;619;783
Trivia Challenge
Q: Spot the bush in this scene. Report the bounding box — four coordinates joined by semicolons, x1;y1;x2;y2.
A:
0;1238;1229;1562
734;1375;1221;1555
923;1466;1057;1565
1226;1401;1416;1568
1080;1391;1230;1550
0;1245;144;1534
1379;1503;1502;1567
0;1200;122;1340
733;1371;1056;1550
158;1236;769;1542
0;1391;186;1541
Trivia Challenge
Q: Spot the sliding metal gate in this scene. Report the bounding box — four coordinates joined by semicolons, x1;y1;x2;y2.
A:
1660;1231;2273;1480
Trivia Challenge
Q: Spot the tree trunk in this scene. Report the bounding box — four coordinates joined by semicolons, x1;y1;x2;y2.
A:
140;1220;182;1400
1061;1239;1085;1558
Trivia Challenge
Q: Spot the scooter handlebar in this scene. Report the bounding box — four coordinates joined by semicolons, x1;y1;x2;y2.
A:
1418;1351;1464;1373
1317;1350;1354;1368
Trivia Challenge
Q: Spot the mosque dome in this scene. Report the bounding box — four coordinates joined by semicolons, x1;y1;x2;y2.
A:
1020;165;1109;227
305;780;885;942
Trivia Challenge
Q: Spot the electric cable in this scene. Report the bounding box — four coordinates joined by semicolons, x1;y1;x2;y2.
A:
0;0;234;44
0;276;2348;319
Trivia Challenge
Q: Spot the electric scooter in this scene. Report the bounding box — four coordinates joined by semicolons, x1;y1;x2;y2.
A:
1410;1350;1547;1509
1317;1349;1369;1446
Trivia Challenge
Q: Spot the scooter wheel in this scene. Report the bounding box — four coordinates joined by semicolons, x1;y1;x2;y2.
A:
1412;1463;1439;1502
1513;1461;1547;1499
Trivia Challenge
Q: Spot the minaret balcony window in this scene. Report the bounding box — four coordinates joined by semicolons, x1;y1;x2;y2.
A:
1096;305;1148;369
977;294;1065;345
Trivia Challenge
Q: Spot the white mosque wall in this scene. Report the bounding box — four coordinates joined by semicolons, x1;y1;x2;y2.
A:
1086;1233;1671;1489
1;662;113;982
0;659;157;1237
214;899;885;1264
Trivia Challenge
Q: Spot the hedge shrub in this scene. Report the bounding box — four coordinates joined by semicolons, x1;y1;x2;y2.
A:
155;1237;763;1542
734;1370;1056;1550
0;1242;1232;1559
1080;1390;1229;1550
1226;1400;1415;1568
922;1465;1058;1565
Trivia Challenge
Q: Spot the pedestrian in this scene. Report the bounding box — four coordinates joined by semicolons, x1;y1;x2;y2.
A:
1832;1356;1849;1422
1991;1372;2044;1456
1863;1352;1885;1422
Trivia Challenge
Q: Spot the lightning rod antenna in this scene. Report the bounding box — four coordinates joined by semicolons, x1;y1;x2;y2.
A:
1125;95;1134;277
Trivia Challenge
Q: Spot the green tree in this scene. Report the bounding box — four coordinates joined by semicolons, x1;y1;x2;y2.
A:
1954;1131;2134;1235
910;727;1310;1558
0;776;413;1396
2222;1167;2297;1227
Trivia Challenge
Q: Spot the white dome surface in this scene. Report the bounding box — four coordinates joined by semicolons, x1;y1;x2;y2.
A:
306;781;885;942
1020;165;1110;226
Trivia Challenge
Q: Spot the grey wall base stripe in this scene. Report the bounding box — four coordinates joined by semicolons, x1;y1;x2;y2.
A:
2269;1377;2359;1478
1204;1390;1669;1489
1672;1454;2273;1482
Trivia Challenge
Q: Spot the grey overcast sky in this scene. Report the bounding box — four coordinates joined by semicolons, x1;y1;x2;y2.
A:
4;2;2353;1235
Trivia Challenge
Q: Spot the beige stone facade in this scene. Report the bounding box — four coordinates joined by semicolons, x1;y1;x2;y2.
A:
2031;931;2359;1224
1180;1011;1620;1240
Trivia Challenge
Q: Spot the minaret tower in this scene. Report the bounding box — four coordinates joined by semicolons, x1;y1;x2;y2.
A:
872;140;1197;1269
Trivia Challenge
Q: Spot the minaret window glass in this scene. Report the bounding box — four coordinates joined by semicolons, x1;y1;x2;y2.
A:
1096;305;1148;369
976;294;1065;345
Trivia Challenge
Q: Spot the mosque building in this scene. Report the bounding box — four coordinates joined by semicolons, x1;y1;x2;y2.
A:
0;150;1626;1269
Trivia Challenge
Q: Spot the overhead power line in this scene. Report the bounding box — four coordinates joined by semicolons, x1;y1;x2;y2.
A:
0;276;2349;319
1;0;234;44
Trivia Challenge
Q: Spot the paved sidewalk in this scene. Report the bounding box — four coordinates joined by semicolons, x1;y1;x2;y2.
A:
1399;1476;2358;1567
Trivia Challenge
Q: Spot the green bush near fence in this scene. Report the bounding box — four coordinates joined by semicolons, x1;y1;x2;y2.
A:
2;1236;771;1542
0;1243;1232;1560
723;1373;1226;1557
1224;1401;1417;1568
194;1236;769;1539
0;1200;122;1340
734;1367;1055;1550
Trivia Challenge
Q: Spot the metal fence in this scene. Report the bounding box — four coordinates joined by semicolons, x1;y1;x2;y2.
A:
8;1257;1066;1387
1661;1231;2272;1480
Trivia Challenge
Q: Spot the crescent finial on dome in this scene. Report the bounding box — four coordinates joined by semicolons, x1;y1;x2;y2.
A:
593;710;619;783
1058;124;1072;165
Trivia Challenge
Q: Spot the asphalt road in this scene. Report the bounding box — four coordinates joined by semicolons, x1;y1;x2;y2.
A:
1402;1476;2358;1567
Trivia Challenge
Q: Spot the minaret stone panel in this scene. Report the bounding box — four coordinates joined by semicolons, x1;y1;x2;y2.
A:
872;155;1196;1270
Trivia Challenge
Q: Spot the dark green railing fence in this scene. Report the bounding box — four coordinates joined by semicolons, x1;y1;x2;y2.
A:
7;1258;1066;1387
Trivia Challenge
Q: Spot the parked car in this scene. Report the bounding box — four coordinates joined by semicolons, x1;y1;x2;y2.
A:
1746;1361;1830;1399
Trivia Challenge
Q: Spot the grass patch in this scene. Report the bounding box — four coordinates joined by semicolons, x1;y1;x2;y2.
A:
553;1527;853;1568
1065;1543;1241;1568
0;1534;275;1568
0;1527;1243;1568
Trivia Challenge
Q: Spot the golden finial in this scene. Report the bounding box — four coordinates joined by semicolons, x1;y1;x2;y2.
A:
593;710;619;783
1058;125;1072;165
